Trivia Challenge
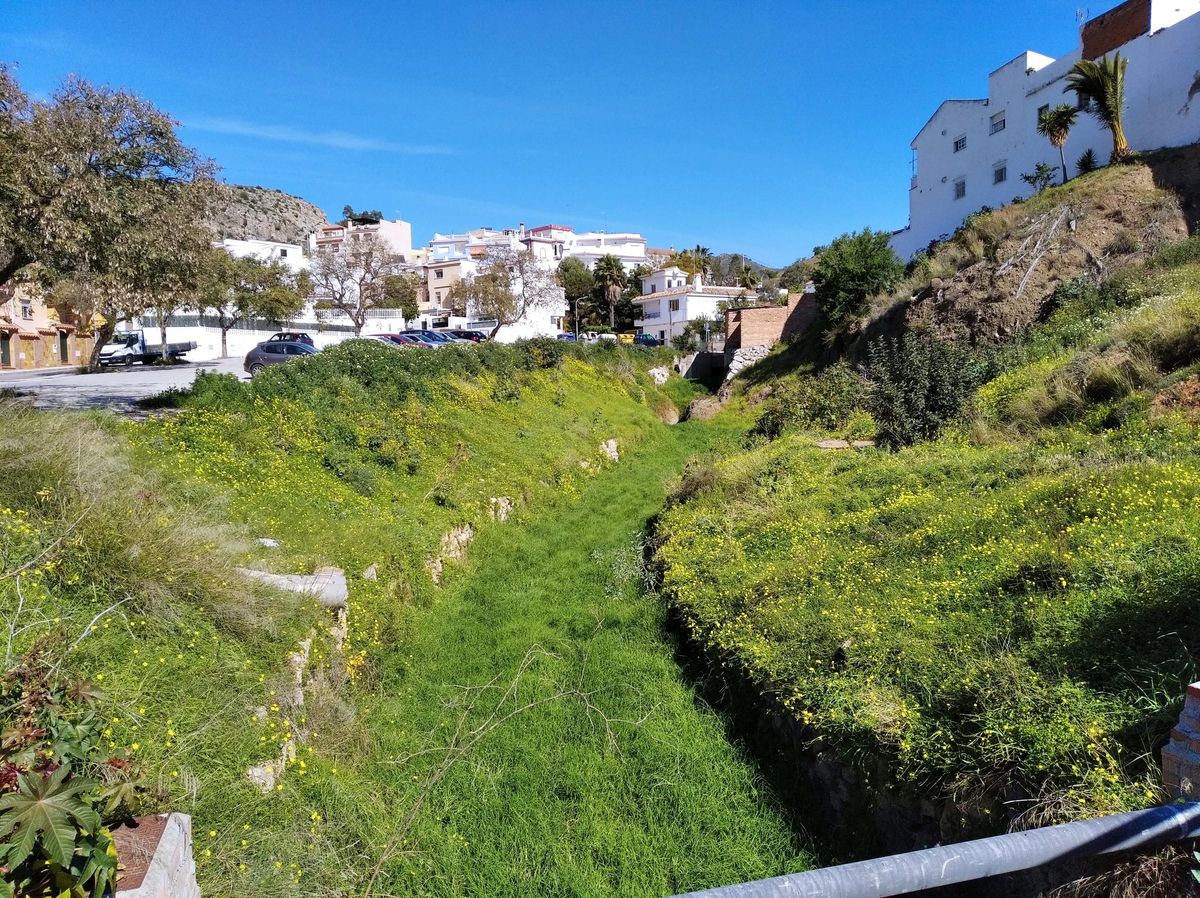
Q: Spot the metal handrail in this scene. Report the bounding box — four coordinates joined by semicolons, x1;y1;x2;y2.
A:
672;803;1200;898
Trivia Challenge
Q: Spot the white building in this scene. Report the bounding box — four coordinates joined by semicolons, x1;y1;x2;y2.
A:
891;0;1200;260
219;238;308;274
518;224;649;272
632;266;750;344
309;216;415;263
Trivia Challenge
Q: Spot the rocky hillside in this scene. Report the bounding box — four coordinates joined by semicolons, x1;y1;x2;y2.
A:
852;144;1200;352
208;184;328;245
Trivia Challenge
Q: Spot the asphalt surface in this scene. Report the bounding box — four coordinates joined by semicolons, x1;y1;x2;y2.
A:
0;357;246;413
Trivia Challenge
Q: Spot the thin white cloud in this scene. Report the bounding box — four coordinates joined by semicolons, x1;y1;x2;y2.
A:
186;116;454;156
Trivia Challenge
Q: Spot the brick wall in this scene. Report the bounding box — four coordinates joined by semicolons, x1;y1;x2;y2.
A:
724;293;817;351
1082;0;1149;59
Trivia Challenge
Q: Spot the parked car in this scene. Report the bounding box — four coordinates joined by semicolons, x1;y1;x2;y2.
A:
633;333;660;347
244;340;317;375
401;329;454;347
370;333;428;348
439;329;489;342
266;331;315;347
618;333;634;344
556;333;577;342
98;330;197;367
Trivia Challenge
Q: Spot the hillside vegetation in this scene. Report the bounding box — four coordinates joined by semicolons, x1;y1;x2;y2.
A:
1;340;815;897
209;184;329;245
656;211;1200;859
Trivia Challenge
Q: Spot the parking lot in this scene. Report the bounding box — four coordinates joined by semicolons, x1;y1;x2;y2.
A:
0;357;246;412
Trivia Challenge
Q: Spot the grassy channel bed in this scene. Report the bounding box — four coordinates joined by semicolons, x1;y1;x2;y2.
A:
2;339;808;896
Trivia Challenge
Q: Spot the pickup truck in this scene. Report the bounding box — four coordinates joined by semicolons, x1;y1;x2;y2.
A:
98;330;197;367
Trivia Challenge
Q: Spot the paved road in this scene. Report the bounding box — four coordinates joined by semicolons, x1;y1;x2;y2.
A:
0;357;246;412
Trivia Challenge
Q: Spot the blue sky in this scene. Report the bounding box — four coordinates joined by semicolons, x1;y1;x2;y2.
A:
2;0;1122;266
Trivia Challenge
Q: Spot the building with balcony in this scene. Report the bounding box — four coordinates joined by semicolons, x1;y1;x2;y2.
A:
632;266;752;344
309;215;414;262
891;0;1200;260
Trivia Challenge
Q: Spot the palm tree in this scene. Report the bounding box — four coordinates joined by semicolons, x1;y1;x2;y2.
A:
591;254;626;330
1037;104;1078;185
691;245;714;280
1064;52;1131;164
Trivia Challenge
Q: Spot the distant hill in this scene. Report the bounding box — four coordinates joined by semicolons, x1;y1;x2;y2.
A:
208;184;328;246
707;253;777;287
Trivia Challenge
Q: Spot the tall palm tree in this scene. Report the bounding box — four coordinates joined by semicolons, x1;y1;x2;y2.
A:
1037;104;1079;185
691;245;714;280
592;254;626;329
1064;52;1131;163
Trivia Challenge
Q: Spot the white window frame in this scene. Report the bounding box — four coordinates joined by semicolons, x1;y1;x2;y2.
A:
990;111;1006;135
953;134;967;153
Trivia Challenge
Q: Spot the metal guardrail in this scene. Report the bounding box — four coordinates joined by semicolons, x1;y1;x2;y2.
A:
672;803;1200;898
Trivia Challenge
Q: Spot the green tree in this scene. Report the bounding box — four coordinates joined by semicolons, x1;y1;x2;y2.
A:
382;272;421;322
778;258;816;292
1037;104;1079;185
1064;52;1131;163
591;255;626;329
449;247;562;339
1021;162;1057;194
811;229;903;326
556;257;594;333
0;67;216;368
197;250;307;357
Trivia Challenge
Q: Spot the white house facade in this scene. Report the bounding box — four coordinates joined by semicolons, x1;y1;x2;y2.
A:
891;0;1200;260
309;216;415;263
633;266;749;343
219;238;308;274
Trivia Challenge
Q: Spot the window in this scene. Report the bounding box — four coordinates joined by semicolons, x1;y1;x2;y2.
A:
1037;103;1049;125
435;269;444;279
262;344;284;355
953;135;967;153
990;111;1006;134
19;302;33;320
279;248;288;258
993;164;1007;184
435;291;442;302
669;298;681;312
954;178;967;200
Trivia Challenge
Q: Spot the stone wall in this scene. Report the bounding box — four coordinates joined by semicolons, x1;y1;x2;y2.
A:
1163;681;1200;798
724;345;770;381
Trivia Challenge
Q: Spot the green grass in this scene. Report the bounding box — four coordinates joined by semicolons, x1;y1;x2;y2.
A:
2;342;807;897
655;259;1200;835
358;420;808;896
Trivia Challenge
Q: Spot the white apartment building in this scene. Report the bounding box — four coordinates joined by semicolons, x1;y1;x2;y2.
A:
891;0;1200;260
519;224;649;272
633;266;750;344
309;216;415;263
219;238;307;274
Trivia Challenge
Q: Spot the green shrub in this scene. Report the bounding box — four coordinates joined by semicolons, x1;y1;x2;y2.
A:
1149;236;1200;270
868;333;988;448
750;363;868;439
1076;148;1099;175
812;229;904;325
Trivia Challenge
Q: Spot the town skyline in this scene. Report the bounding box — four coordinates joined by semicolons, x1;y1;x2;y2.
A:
4;0;1132;266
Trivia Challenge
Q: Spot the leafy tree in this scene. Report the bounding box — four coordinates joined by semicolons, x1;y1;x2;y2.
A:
1064;52;1131;163
591;254;626;329
449;247;563;339
810;229;903;326
381;272;421;323
341;204;383;222
0;67;214;316
197;250;307;356
556;258;593;333
778;258;816;292
868;332;987;448
1037;104;1079;185
308;232;403;335
669;245;714;280
1021;162;1057;194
